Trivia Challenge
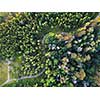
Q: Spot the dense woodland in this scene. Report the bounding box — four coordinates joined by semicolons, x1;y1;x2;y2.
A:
0;12;100;87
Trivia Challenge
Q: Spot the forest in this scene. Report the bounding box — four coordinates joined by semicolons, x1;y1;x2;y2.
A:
0;12;100;87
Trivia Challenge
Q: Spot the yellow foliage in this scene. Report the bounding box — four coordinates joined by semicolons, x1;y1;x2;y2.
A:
75;69;86;80
56;34;63;40
95;16;100;22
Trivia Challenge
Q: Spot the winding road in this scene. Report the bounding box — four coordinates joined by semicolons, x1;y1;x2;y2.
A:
0;61;45;87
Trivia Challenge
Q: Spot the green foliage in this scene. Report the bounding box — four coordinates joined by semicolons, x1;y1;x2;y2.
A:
42;20;100;86
0;12;100;87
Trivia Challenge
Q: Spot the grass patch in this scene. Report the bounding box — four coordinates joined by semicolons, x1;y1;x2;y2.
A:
0;61;8;85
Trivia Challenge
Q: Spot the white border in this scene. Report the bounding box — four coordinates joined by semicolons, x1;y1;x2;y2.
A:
0;0;100;12
0;87;100;100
